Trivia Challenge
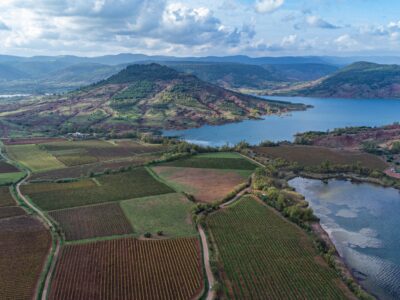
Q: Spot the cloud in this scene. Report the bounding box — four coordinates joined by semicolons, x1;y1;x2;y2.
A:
306;15;339;29
255;0;284;14
0;20;10;31
334;34;358;50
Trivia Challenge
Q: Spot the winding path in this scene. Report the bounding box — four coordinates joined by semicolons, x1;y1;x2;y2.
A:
1;147;61;300
198;225;216;300
15;172;61;300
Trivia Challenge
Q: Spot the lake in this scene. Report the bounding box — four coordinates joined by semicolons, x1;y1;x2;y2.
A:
164;97;400;146
289;177;400;300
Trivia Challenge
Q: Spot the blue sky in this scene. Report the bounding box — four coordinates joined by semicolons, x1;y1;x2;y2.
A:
0;0;399;57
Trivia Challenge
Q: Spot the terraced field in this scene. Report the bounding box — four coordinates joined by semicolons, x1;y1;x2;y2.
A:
0;215;51;300
49;202;133;241
6;144;65;172
49;237;204;300
0;161;19;173
207;196;350;299
0;206;25;219
121;193;196;238
22;167;174;210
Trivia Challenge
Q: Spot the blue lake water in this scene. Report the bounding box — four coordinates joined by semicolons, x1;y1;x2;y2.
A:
164;97;400;146
289;177;400;300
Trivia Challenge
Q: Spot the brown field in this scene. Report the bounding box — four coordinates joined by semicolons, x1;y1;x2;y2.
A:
49;203;133;241
0;215;51;300
29;153;161;181
0;206;26;219
2;137;66;145
0;161;19;173
254;145;388;170
0;186;15;207
153;166;251;203
49;237;204;300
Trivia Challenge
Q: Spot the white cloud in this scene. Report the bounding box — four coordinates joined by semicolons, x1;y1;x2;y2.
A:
255;0;284;14
306;15;339;29
334;34;358;50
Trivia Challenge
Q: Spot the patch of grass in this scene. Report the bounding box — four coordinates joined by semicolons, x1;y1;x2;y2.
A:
207;196;348;299
23;167;174;210
254;145;388;171
120;193;196;238
0;172;25;185
49;202;133;241
162;155;257;170
6;144;64;172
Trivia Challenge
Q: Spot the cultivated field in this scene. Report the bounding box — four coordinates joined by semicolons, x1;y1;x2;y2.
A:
6;144;65;172
0;215;51;300
23;167;174;210
162;153;257;170
0;206;25;219
0;160;19;173
254;145;388;170
40;139;166;166
153;166;251;202
207;196;350;299
29;153;161;181
0;186;15;206
49;202;133;241
120;193;196;238
0;172;25;185
2;137;65;145
49;237;204;300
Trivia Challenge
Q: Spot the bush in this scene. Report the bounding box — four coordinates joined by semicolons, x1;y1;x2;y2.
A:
144;232;152;238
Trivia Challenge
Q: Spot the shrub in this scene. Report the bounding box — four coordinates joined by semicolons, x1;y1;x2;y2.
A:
144;232;152;238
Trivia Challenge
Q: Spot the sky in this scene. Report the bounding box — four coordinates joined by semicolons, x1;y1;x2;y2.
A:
0;0;400;57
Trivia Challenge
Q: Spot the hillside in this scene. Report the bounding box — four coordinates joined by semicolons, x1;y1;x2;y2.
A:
0;64;306;137
277;62;400;98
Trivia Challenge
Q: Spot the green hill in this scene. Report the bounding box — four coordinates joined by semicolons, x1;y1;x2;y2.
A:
281;62;400;98
0;64;306;137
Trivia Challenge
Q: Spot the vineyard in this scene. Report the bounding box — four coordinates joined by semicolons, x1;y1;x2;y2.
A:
29;153;160;181
0;215;51;300
6;144;65;172
49;202;133;240
162;153;257;170
0;206;25;219
49;237;204;300
0;160;19;173
40;139;167;166
0;186;15;206
207;196;349;299
23;167;174;210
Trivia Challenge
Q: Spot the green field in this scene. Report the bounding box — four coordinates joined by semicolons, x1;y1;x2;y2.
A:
120;193;196;238
7;144;65;172
162;153;257;170
207;196;349;299
0;172;25;185
22;167;174;210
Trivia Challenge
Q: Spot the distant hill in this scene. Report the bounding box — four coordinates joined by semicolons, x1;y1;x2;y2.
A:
0;64;306;136
264;63;339;82
274;62;400;98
